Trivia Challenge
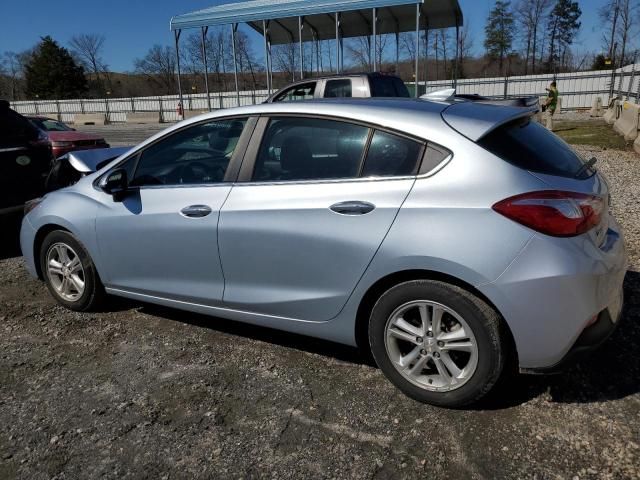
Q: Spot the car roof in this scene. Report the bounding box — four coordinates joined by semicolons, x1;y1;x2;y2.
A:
138;98;535;153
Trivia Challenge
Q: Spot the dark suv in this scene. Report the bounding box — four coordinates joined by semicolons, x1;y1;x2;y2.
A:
0;100;53;215
267;73;410;103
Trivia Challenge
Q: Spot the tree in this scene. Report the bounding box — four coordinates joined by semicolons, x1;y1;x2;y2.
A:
484;1;515;72
516;0;552;74
546;0;582;72
69;33;109;95
615;0;639;67
134;45;176;95
24;36;87;99
0;51;30;100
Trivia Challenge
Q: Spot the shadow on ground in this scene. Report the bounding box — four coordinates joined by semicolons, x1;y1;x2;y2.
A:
0;212;23;260
139;270;640;409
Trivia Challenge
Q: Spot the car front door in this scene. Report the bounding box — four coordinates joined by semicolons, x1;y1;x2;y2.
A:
218;116;424;321
95;117;254;305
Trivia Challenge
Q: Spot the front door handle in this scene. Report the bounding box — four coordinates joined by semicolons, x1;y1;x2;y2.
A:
329;201;375;215
180;204;212;218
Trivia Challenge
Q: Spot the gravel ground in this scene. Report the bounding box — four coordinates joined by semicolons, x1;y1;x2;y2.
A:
1;140;639;479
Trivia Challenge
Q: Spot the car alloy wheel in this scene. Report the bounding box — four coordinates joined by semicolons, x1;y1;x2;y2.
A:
46;242;85;302
384;300;479;392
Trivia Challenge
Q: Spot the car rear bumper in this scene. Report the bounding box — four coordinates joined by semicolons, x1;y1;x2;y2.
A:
478;217;627;369
521;302;622;373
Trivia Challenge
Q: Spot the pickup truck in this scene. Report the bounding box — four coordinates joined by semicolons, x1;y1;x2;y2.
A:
266;73;410;103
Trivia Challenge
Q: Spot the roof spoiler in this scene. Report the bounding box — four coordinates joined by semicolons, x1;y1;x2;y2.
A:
441;101;539;142
422;89;540;111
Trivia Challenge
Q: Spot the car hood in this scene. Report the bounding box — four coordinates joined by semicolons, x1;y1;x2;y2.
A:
47;131;105;142
60;146;133;173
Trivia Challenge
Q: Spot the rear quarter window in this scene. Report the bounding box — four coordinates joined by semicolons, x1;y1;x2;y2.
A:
369;76;410;98
478;118;594;179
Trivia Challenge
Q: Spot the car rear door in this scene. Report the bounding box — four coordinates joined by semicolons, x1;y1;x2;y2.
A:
0;107;51;212
218;116;424;321
95;117;255;305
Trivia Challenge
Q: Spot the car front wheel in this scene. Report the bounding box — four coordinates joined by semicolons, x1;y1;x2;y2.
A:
40;230;105;312
368;280;507;408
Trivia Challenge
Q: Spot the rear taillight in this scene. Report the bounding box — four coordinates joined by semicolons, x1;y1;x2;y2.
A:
492;190;604;237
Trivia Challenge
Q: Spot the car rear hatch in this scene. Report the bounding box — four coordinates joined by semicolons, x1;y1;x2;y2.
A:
445;102;609;247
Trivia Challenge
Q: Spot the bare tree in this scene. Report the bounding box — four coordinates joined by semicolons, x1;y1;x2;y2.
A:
69;34;109;94
346;33;388;70
616;0;639;66
516;0;552;74
134;45;176;94
0;51;29;100
273;43;298;82
600;0;621;63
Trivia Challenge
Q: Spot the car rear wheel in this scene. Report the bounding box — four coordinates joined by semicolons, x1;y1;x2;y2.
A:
40;230;105;312
368;280;506;408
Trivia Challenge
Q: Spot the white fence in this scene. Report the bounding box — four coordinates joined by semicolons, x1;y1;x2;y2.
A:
9;64;640;123
421;64;640;110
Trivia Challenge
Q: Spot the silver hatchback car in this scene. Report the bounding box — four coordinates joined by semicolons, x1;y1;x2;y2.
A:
20;98;627;407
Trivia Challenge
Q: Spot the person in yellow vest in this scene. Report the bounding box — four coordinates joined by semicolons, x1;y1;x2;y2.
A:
543;81;559;130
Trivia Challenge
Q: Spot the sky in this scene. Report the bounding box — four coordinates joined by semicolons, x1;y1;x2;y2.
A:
1;0;606;72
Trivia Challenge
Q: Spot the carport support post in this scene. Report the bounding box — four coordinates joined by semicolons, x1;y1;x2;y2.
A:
415;3;420;97
174;29;184;118
299;16;304;78
201;26;211;111
231;23;240;106
262;20;272;92
395;31;399;74
372;8;377;72
454;21;460;89
335;13;340;74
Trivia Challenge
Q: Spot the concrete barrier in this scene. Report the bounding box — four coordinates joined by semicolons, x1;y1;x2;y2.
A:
73;113;107;125
126;112;161;124
613;101;640;141
590;97;603;117
633;133;640;154
604;100;621;124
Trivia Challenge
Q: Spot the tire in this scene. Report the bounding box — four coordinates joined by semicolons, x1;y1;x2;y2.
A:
39;230;105;312
368;280;506;408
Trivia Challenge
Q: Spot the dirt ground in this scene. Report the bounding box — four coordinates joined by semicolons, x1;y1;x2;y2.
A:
1;122;639;479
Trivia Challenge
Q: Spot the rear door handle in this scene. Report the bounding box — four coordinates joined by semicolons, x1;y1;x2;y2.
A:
329;201;375;215
180;204;212;218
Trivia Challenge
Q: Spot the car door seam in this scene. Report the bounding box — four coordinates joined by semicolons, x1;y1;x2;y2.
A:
217;184;235;301
327;177;418;321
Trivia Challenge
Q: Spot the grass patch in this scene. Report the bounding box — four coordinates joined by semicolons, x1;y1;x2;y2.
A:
552;119;632;150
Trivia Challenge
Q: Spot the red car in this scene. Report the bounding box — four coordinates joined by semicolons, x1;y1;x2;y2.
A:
27;116;109;158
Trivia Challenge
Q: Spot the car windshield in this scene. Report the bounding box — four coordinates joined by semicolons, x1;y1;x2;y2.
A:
478;117;596;179
31;118;73;132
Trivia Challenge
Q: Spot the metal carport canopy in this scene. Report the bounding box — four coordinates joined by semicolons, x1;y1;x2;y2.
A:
170;0;463;44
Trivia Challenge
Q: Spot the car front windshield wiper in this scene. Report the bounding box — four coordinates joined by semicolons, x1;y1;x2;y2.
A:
575;156;597;178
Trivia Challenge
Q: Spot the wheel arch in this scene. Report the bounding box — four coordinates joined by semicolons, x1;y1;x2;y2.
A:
354;269;518;363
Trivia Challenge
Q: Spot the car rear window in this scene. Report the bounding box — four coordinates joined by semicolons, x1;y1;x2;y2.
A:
369;76;410;98
478;117;595;179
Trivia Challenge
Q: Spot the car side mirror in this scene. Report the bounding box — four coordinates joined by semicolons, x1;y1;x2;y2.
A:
99;168;129;201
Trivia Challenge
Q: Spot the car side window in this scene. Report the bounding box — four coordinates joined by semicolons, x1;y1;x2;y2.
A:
274;82;317;102
361;130;424;177
252;117;369;182
130;118;247;187
324;79;352;98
